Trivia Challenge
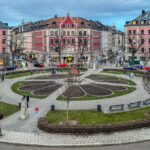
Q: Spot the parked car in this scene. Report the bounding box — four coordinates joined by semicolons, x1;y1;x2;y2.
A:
4;65;15;71
143;65;150;70
57;63;68;67
34;62;44;67
134;64;143;69
123;66;137;70
26;58;30;61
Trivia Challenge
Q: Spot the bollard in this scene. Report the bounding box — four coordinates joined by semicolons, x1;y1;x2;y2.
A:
0;128;2;136
97;105;101;112
51;105;55;111
18;102;21;109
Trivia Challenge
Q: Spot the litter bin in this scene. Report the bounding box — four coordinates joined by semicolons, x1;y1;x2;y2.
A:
97;105;101;112
51;105;55;111
19;102;21;108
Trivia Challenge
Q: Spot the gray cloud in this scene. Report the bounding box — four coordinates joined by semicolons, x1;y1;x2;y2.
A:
0;0;150;30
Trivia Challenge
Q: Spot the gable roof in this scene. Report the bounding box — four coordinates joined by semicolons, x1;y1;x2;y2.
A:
0;21;9;29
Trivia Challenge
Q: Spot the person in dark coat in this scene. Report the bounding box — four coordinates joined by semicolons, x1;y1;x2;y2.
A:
1;74;4;82
27;95;30;108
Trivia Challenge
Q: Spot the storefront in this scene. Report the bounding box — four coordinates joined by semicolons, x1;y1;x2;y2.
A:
64;57;74;63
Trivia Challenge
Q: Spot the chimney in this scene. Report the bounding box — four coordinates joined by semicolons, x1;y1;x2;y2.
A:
142;10;145;15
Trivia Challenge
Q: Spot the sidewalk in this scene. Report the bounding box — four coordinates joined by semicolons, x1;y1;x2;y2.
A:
0;127;150;146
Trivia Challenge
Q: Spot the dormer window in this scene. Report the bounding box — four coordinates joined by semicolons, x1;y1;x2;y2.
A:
81;22;85;28
141;20;144;25
132;20;137;25
52;22;56;28
67;24;70;28
72;24;74;28
63;24;65;28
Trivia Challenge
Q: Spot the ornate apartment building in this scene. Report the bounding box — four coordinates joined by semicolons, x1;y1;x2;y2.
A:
12;14;124;65
0;21;10;66
125;10;150;64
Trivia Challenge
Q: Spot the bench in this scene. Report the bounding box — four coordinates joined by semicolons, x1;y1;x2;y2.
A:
109;104;124;112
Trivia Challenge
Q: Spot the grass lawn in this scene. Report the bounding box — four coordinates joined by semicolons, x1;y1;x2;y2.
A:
57;87;136;101
11;81;47;99
46;107;150;125
0;102;19;117
102;71;123;74
6;70;51;79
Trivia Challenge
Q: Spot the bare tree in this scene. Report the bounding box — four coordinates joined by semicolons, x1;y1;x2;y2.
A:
126;34;144;65
8;33;24;65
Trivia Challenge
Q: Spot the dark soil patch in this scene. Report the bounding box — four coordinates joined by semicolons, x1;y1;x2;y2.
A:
36;74;67;79
81;84;112;96
92;84;126;91
33;84;62;95
86;75;127;84
63;85;85;98
20;83;58;91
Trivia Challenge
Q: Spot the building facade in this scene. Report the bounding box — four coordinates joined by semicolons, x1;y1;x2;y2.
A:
0;21;10;66
125;10;150;64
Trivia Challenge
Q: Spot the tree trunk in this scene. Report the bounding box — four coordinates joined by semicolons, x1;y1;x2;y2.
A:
66;99;69;124
131;52;135;66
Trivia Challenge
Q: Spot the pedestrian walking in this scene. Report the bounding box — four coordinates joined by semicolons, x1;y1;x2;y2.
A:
27;95;30;108
22;94;26;101
1;74;4;82
131;72;134;79
26;62;28;67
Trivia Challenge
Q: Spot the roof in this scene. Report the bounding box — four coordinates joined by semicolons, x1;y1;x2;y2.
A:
125;10;150;26
0;21;9;29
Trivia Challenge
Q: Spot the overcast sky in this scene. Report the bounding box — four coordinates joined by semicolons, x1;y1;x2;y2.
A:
0;0;150;31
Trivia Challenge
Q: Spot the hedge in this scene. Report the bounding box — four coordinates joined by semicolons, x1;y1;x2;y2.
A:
38;117;150;134
103;68;146;74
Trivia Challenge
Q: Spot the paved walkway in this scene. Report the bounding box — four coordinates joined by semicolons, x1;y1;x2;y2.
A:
1;127;150;146
0;68;150;146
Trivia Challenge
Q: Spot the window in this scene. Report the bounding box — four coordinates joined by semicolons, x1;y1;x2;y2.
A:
79;39;82;44
52;22;56;28
144;20;146;24
55;31;58;36
2;47;6;54
72;24;74;28
67;31;70;36
71;31;74;36
67;39;70;44
51;39;53;44
84;39;87;45
51;47;53;52
141;20;144;25
72;39;74;44
79;31;82;36
128;30;131;35
132;20;137;25
2;39;6;44
55;47;58;52
149;30;150;35
55;39;58;44
141;38;144;44
141;30;144;35
141;48;144;54
83;31;86;36
129;47;132;53
63;31;66;36
81;22;85;28
133;30;136;35
67;24;70;28
140;57;145;61
149;39;150;44
63;39;66;44
63;24;65;28
2;31;6;35
50;31;54;36
149;20;150;25
149;48;150;53
129;38;132;44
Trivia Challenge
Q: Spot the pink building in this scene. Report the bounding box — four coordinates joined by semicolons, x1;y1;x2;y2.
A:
0;21;9;65
125;10;150;64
